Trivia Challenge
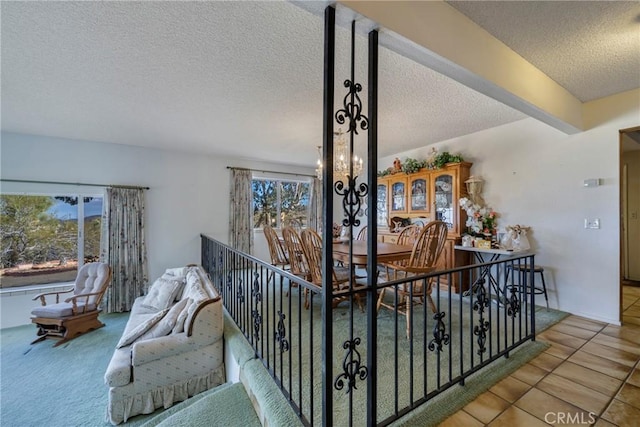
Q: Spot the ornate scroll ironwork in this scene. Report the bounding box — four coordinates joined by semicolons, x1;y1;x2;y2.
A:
335;178;368;227
251;273;262;340
334;337;368;394
335;80;369;136
275;310;289;353
251;272;262;303
252;309;262;341
428;312;450;352
474;319;490;355
507;285;521;318
211;251;223;286
472;285;491;355
332;20;370;225
237;278;244;303
473;284;490;313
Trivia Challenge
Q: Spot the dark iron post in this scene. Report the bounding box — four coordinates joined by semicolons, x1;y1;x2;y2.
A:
321;5;336;425
366;28;379;426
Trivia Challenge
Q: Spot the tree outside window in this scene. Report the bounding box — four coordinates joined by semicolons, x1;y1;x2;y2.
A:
0;194;102;288
252;179;310;229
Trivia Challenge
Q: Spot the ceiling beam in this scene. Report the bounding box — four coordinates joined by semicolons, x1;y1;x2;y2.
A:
339;0;584;134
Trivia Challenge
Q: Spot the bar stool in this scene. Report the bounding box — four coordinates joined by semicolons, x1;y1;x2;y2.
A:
507;264;549;309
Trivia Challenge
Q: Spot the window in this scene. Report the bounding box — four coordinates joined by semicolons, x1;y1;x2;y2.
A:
0;194;103;288
252;178;311;229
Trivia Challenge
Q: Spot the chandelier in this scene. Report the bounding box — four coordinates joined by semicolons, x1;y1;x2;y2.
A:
315;128;363;181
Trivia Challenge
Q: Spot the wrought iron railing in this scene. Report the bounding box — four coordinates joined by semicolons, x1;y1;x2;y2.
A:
372;255;538;425
201;234;322;425
201;234;538;426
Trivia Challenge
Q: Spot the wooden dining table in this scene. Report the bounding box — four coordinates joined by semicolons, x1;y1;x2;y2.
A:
332;241;413;265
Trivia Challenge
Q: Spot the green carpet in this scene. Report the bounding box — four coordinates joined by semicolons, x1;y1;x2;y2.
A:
0;313;245;427
243;287;568;426
1;313;129;427
0;296;567;427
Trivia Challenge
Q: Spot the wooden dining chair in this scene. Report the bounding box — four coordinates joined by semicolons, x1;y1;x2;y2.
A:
264;225;291;292
356;226;368;241
379;224;421;277
300;229;363;311
263;225;289;270
281;226;311;295
376;220;448;338
344;225;370;278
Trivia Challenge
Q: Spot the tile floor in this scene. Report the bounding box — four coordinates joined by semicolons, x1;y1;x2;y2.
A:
440;285;640;426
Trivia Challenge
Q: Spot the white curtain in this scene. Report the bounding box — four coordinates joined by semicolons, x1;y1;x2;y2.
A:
100;187;148;313
308;177;322;232
229;169;254;254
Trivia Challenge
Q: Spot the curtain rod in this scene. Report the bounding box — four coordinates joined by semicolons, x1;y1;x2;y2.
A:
226;166;315;179
0;178;150;190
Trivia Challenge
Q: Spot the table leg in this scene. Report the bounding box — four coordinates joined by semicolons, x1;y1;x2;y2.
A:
462;253;502;297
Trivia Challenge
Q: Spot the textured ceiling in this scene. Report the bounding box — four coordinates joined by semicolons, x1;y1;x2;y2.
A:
447;1;640;102
1;1;638;167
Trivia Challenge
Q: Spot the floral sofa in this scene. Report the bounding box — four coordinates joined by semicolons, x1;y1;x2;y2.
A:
104;265;225;425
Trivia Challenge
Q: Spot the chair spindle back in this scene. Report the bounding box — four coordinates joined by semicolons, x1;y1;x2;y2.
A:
263;225;289;268
282;226;309;279
407;220;448;272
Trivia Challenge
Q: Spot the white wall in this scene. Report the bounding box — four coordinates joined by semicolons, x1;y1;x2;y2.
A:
2;88;638;325
0;132;312;327
380;89;640;324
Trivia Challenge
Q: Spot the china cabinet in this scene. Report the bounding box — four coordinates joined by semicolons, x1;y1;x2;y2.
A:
376;162;473;292
377;162;471;235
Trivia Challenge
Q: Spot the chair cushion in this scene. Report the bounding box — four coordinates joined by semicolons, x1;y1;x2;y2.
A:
31;301;96;318
74;263;111;304
142;277;185;311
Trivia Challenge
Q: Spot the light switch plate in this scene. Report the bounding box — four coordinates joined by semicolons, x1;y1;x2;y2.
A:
584;218;600;229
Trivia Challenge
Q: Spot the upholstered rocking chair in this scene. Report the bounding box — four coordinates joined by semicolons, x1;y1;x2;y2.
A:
30;262;112;346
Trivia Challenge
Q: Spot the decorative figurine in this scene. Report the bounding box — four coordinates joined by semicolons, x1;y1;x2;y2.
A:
393;158;402;173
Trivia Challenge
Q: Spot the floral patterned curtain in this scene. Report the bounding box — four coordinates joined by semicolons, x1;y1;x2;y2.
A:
308;177;322;232
100;187;148;313
229;169;253;254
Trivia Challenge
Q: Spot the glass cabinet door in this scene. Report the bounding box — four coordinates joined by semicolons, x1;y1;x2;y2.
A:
434;173;454;229
409;175;429;213
390;178;407;213
376;180;388;228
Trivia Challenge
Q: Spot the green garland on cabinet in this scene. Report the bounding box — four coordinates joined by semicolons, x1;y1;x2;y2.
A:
377;151;465;177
